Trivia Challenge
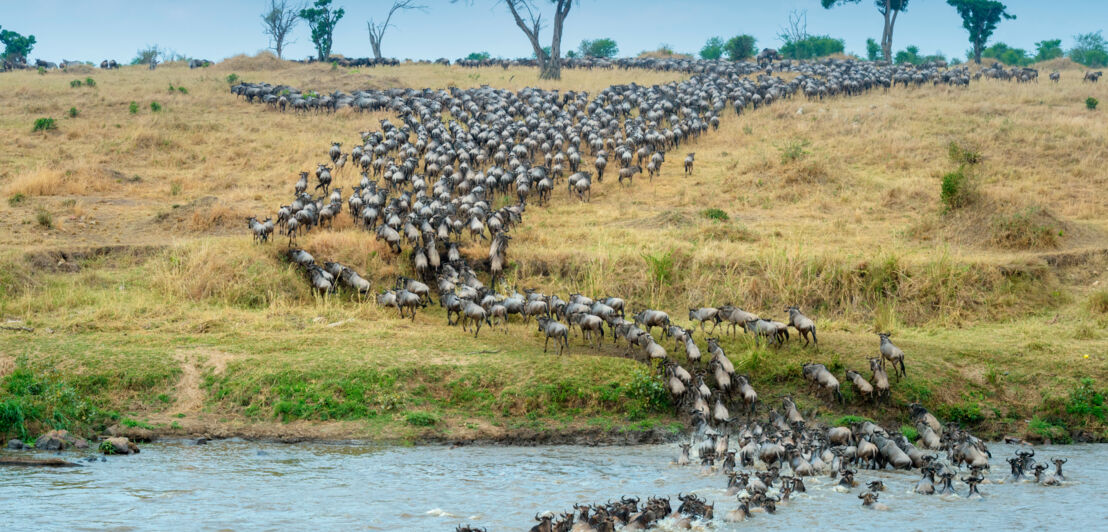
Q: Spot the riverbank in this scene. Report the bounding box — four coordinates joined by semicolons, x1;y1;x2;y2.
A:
1;58;1106;447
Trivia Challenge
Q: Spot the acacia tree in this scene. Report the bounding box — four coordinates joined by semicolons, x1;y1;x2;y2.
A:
300;0;345;61
0;26;36;66
367;0;426;60
946;0;1014;64
821;0;908;63
503;0;574;79
579;38;617;58
262;0;303;59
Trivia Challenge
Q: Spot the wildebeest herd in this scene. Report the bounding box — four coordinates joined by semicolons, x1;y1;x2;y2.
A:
232;56;1074;529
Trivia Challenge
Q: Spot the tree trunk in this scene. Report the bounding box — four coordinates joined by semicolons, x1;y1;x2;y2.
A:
880;1;893;62
539;0;572;80
506;1;548;75
974;44;982;64
886;6;899;63
371;42;382;60
276;41;284;59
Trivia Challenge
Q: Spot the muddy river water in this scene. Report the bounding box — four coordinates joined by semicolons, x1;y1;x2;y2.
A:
2;440;1105;530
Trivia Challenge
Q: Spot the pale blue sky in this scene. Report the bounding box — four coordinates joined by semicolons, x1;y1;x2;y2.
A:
3;0;1104;63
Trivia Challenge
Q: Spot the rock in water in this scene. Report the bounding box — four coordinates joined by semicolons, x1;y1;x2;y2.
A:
6;439;26;450
100;437;140;455
34;430;86;451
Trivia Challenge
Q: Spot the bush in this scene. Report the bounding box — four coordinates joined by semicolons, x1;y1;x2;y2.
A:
32;117;56;132
702;208;729;221
1067;378;1105;422
84;77;95;87
35;208;53;228
405;412;438;426
700;37;724;60
37;66;45;75
834;415;875;427
579;38;618;59
780;35;844;60
1029;416;1071;443
642;250;675;286
67;107;78;118
226;73;239;84
940;166;975;210
625;370;670;421
69;79;82;88
465;51;490;61
129;101;139;114
723;34;757;61
900;424;919;442
1088;97;1099;111
948;142;981;165
8;193;26;206
150;101;162;112
177;86;188;94
0;368;115;441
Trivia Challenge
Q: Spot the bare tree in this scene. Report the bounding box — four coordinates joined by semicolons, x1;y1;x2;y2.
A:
262;0;303;59
454;1;573;80
778;9;809;45
367;1;427;60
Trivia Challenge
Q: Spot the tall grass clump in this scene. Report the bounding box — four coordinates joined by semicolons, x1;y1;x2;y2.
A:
150;101;162;112
0;367;115;441
153;242;306;309
129;101;139;114
67;107;79;118
84;77;96;87
1087;97;1099;111
34;208;53;228
702;208;729;221
779;139;810;164
69;79;83;88
1089;291;1108;315
948;141;982;165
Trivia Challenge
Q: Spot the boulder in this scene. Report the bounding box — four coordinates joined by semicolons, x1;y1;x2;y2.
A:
100;437;140;455
6;439;26;450
107;424;156;443
34;430;86;451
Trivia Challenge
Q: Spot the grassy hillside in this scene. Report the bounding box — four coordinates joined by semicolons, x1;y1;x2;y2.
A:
1;55;1106;444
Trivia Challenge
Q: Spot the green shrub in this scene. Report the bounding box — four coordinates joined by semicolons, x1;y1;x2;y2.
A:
67;107;79;118
8;193;26;206
948;142;982;165
780;35;845;60
37;66;46;75
833;415;875;427
938;400;985;426
177;86;188;94
32;117;57;132
170;182;182;196
35;208;53;228
84;77;96;87
168;84;175;92
900;424;919;442
1030;416;1071;443
642;250;675;286
1088;97;1099;111
69;79;82;88
1067;378;1105;422
940;166;975;210
405;412;438;426
702;208;729;221
0;368;115;441
150;101;162;112
226;73;239;84
120;418;154;429
129;101;139;114
624;371;670;421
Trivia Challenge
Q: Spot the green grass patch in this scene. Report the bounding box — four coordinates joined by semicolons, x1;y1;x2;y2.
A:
900;424;919;441
1030;416;1072;443
405;412;438;427
0;366;118;441
833;415;875;427
120;417;155;430
702;208;729;221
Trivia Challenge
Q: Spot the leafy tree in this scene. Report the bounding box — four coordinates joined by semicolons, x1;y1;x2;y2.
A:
821;0;908;62
0;26;36;65
700;36;724;60
261;0;303;59
895;45;920;64
300;0;345;61
980;42;1030;66
367;1;426;60
866;37;882;61
578;38;618;58
780;36;844;60
465;51;490;61
1068;31;1108;68
946;0;1014;64
723;34;757;61
131;45;162;66
1033;39;1063;62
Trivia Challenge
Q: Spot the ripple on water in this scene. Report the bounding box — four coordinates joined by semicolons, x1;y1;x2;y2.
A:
1;442;1107;529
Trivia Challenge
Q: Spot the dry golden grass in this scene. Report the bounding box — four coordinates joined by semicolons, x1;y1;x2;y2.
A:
0;55;1105;441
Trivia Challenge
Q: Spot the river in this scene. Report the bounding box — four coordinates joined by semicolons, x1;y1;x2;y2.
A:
2;440;1105;530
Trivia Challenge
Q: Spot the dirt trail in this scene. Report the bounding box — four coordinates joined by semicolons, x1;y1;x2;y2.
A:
168;348;234;415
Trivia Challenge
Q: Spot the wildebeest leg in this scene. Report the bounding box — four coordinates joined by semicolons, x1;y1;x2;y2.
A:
544;336;550;353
